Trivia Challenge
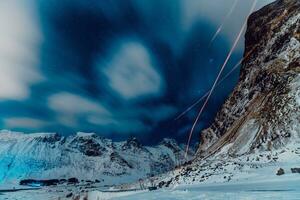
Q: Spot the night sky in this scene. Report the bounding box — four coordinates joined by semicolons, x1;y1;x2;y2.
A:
0;0;274;144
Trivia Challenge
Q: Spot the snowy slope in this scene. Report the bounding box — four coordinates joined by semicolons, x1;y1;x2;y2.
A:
88;176;300;200
2;177;300;200
0;130;193;185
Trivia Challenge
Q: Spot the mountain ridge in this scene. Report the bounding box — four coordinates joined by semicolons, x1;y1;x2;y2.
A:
0;130;194;185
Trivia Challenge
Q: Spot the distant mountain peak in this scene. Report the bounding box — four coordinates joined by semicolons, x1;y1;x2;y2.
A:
0;131;191;185
122;136;143;150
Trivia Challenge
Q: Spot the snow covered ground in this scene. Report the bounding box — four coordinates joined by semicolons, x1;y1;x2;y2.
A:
1;174;299;200
102;188;300;200
88;175;300;200
0;184;106;200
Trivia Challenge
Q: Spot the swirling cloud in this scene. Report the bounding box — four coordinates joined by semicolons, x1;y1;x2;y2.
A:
100;40;164;100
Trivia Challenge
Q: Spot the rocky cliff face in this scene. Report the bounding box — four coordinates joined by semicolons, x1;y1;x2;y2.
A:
198;0;300;158
0;131;193;185
148;0;300;187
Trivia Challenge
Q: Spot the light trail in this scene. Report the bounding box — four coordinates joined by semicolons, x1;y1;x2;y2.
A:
184;0;258;159
209;0;239;46
174;46;256;121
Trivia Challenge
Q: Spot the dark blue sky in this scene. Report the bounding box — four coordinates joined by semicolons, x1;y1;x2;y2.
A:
0;0;273;144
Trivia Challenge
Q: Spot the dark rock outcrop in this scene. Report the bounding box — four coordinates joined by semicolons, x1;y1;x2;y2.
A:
68;134;106;157
291;168;300;173
276;168;285;175
68;177;79;184
20;179;60;186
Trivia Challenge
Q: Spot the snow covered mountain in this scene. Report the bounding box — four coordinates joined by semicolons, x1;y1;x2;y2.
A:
0;130;193;185
153;0;300;187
